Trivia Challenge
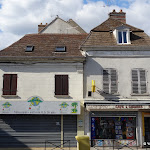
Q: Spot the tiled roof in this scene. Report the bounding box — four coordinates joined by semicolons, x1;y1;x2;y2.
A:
0;34;87;57
81;18;150;47
91;18;143;32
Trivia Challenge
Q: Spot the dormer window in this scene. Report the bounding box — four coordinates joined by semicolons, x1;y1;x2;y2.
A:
55;46;66;52
118;31;127;44
25;46;34;52
113;25;131;45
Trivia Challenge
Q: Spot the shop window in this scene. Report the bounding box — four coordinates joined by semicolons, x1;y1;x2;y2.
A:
103;69;118;94
55;75;68;95
91;117;136;140
3;74;17;95
132;69;147;94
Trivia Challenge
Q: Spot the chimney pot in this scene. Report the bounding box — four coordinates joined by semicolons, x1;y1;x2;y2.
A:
113;9;116;12
109;10;126;23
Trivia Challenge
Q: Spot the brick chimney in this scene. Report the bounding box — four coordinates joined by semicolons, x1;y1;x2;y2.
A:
38;23;47;33
109;9;126;23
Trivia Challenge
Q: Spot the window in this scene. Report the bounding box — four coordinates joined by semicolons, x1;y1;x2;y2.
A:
118;31;127;44
3;74;17;95
91;117;136;140
103;69;118;94
55;75;68;95
25;46;34;52
55;46;66;52
132;69;147;94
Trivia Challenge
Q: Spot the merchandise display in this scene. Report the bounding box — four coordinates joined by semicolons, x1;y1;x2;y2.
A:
91;117;136;140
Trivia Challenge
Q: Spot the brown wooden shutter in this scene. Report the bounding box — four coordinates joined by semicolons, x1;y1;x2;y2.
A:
11;74;17;95
62;75;68;95
55;75;62;95
111;69;117;94
139;70;146;94
132;70;138;94
3;74;11;95
103;70;109;94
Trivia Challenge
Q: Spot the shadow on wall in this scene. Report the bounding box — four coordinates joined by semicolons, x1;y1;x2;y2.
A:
84;57;120;101
83;57;103;98
96;89;120;102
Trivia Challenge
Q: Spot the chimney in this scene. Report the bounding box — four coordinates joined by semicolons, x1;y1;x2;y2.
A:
109;9;126;23
38;23;47;33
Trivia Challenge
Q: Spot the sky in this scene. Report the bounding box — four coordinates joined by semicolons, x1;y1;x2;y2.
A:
0;0;150;50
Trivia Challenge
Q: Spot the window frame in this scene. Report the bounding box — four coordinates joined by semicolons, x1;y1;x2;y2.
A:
103;68;118;94
25;46;34;52
113;26;131;45
131;69;147;95
55;46;66;52
3;74;17;96
55;75;69;96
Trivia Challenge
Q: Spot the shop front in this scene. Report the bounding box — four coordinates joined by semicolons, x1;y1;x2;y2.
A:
0;97;81;149
142;112;150;147
84;102;150;148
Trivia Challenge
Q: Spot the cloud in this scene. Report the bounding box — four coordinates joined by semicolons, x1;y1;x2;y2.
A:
0;0;150;50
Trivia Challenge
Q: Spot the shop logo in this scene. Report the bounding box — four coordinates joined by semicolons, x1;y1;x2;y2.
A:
28;96;43;110
59;102;69;113
71;102;78;113
2;102;12;111
59;102;69;108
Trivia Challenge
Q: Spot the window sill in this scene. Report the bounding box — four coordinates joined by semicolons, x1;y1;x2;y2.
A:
131;94;149;96
2;95;18;98
54;95;70;98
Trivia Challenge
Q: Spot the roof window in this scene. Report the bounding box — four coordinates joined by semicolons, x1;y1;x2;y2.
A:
55;46;66;52
25;46;34;52
113;25;131;45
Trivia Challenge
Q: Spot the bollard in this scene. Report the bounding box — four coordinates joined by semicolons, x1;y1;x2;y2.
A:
75;135;90;150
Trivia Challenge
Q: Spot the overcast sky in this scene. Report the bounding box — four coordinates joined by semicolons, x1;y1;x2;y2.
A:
0;0;150;50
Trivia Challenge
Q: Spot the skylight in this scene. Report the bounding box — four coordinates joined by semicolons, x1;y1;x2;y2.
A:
55;46;66;52
25;46;34;52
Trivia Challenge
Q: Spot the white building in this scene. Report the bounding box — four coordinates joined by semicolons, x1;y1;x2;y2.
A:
81;10;150;148
0;17;87;149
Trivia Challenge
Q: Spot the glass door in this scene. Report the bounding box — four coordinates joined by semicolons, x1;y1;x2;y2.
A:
144;117;150;147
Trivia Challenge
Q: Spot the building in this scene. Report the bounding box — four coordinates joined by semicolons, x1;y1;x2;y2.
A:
38;15;86;34
0;17;87;149
81;10;150;148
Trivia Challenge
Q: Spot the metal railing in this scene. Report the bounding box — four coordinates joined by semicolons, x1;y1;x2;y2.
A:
45;140;70;150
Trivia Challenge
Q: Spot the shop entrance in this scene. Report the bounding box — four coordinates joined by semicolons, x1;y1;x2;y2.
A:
144;117;150;147
91;116;137;147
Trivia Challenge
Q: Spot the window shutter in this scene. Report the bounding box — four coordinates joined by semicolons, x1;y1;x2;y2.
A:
132;70;138;94
139;70;146;94
111;69;117;94
62;75;68;95
11;74;17;95
3;74;11;95
55;75;62;95
103;70;109;94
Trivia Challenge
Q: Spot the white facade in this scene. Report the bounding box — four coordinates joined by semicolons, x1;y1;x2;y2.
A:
83;49;150;147
41;18;81;34
0;62;83;101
